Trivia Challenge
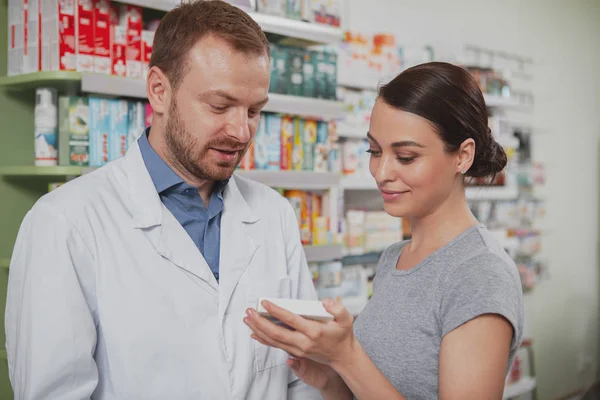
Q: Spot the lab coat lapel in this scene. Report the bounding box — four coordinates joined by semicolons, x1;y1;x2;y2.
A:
123;142;218;294
219;176;260;316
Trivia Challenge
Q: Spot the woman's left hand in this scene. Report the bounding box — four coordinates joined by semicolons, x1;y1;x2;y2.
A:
244;298;357;366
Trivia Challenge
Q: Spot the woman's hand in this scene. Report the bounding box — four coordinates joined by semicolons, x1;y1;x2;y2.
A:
286;357;338;390
244;298;357;367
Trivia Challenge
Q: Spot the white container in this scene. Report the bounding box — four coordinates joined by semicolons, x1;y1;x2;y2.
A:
34;88;58;166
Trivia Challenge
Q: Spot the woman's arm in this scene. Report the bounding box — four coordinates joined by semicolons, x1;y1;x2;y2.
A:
439;314;513;400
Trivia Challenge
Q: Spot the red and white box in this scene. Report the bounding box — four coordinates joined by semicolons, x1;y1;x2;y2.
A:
7;0;24;75
141;30;154;79
40;0;76;71
111;25;126;77
93;0;111;74
23;0;40;73
119;5;142;79
76;0;95;72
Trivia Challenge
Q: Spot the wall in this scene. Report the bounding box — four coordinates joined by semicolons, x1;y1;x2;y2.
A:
341;0;600;398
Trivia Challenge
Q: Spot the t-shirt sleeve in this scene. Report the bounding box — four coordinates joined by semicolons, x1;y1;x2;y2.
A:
438;254;524;350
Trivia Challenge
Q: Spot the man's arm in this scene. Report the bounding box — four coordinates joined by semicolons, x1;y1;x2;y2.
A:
5;203;99;399
281;201;323;400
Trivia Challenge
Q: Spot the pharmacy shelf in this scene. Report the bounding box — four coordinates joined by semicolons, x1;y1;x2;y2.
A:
484;94;533;111
503;377;536;399
0;165;94;177
262;93;344;120
121;1;342;45
342;251;383;266
235;170;341;189
0;71;81;93
0;259;9;269
81;73;147;98
336;121;369;139
0;350;6;361
340;175;376;190
304;244;344;263
337;70;381;91
466;184;519;201
0;72;344;119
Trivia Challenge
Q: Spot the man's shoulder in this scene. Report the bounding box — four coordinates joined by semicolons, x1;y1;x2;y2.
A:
35;160;127;218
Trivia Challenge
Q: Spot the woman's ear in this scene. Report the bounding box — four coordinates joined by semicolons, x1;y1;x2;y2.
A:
457;138;475;174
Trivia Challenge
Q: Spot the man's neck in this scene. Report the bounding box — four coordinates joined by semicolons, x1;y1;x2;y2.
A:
148;126;215;206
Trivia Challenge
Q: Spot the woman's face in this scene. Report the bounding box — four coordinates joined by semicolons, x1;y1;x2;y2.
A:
368;99;464;219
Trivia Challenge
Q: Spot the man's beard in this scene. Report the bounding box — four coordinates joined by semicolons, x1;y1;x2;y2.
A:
164;99;249;182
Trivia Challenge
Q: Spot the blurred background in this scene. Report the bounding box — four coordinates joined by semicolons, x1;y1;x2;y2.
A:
0;0;598;399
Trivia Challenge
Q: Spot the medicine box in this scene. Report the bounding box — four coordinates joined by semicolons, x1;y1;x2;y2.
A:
292;118;304;171
303;119;317;170
119;5;142;79
41;0;76;72
93;0;111;74
265;113;282;170
256;0;285;17
76;0;95;72
111;25;126;77
254;114;269;170
256;298;334;323
280;116;294;170
127;101;145;148
109;99;128;161
89;97;110;167
58;96;90;166
287;47;304;97
141;30;155;79
269;43;288;95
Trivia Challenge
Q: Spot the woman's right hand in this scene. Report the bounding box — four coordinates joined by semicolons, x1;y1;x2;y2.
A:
287;357;338;390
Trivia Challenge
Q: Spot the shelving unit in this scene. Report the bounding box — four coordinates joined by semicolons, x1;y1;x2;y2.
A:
104;0;343;45
236;170;341;189
0;165;93;177
0;259;9;269
304;244;344;263
503;377;537;399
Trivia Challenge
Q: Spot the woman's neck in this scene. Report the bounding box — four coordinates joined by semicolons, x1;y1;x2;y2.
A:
407;187;478;254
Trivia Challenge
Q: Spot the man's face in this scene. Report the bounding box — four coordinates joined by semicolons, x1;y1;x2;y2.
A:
164;35;270;181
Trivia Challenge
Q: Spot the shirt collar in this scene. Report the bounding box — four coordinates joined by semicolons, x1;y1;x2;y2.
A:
139;127;229;197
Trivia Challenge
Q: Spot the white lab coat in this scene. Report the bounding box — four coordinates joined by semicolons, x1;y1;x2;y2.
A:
5;141;323;400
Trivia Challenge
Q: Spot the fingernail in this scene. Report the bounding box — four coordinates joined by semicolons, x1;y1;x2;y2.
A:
246;309;252;318
243;317;249;325
261;300;270;310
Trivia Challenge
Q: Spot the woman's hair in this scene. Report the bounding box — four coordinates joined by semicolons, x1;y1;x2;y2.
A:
378;62;507;178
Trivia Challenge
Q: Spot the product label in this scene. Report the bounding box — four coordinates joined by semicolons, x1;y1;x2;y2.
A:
94;0;111;74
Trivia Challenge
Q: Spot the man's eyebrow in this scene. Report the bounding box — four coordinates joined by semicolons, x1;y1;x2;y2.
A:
201;90;269;107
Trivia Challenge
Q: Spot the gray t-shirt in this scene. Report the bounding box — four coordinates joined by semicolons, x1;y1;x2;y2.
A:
353;224;524;400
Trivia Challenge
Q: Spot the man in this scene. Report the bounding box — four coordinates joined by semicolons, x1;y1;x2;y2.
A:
5;1;322;399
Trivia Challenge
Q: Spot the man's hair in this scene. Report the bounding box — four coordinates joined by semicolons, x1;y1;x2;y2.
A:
149;0;270;90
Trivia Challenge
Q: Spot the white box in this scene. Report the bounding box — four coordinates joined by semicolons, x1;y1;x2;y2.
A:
7;0;23;75
41;0;76;71
23;0;40;73
256;297;334;323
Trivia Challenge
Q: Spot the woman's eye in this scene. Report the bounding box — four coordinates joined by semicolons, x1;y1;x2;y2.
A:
397;156;416;164
366;149;381;156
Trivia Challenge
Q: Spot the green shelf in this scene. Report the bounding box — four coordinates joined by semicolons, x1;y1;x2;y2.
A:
0;71;82;93
0;259;8;269
0;166;92;177
0;350;6;361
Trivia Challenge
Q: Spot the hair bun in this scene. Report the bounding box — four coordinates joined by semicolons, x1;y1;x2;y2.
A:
467;138;507;178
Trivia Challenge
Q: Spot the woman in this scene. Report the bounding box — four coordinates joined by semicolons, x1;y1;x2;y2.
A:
244;62;524;399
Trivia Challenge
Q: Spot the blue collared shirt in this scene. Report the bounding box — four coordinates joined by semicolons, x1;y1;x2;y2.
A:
138;128;226;281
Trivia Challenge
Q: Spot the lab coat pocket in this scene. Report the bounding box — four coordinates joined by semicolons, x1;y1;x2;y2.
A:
252;276;292;372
